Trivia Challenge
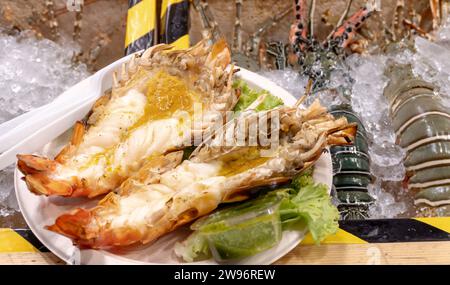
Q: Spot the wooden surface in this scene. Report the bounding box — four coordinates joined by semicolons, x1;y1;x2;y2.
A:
0;252;64;265
275;241;450;265
1;241;450;265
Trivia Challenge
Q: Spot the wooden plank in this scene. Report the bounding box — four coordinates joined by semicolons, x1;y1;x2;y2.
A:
2;241;450;264
275;241;450;265
0;252;63;265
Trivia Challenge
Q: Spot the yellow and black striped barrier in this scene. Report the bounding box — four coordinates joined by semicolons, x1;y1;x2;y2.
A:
302;217;450;245
125;0;158;55
160;0;190;49
2;218;450;253
0;228;47;253
125;0;189;55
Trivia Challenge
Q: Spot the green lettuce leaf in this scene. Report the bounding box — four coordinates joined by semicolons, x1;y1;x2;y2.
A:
280;181;339;244
232;79;283;112
290;168;314;192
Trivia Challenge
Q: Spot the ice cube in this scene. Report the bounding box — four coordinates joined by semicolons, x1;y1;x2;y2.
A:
0;31;90;217
259;68;309;99
0;31;89;124
368;182;407;219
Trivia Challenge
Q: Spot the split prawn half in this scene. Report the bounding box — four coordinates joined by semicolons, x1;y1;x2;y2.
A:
17;39;238;198
48;99;356;249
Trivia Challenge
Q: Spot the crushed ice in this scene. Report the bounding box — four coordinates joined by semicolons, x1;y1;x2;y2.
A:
0;166;17;215
259;69;308;99
412;19;450;107
261;19;450;218
0;31;89;123
0;31;90;216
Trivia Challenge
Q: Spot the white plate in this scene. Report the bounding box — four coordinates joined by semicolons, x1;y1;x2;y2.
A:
14;61;333;265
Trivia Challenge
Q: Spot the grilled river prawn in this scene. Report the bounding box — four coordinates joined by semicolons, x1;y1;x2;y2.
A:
17;39;238;198
47;100;356;249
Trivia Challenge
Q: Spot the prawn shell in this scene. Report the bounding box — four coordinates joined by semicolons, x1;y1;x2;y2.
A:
329;109;367;135
397;114;450;149
415;185;450;206
404;141;450;170
392;94;448;133
337;191;375;204
333;172;372;187
332;152;370;173
390;88;436;114
384;78;435;106
330;135;369;154
409;165;450;189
